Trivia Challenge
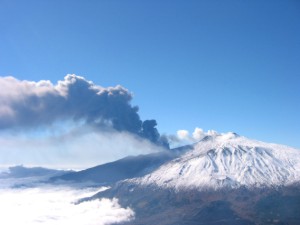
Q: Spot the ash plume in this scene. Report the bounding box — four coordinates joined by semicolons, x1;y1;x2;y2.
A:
0;74;168;148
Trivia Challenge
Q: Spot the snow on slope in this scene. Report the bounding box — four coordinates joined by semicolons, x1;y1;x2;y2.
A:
134;132;300;190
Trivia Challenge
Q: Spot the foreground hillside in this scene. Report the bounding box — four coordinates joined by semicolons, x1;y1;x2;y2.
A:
96;184;300;225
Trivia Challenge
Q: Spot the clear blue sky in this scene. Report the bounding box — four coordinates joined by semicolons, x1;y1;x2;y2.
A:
0;0;299;148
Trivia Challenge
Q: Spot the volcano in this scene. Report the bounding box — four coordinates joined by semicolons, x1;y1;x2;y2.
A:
133;132;300;190
92;132;300;225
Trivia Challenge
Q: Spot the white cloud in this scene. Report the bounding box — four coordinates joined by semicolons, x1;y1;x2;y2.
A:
192;127;205;140
177;130;190;140
0;76;57;100
207;129;219;137
170;128;220;147
0;185;134;225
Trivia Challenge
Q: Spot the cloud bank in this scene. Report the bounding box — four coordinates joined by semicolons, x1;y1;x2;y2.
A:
0;126;165;170
0;75;168;148
0;185;134;225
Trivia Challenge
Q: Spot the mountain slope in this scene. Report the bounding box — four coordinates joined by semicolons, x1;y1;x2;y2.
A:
0;165;69;179
97;184;300;225
133;132;300;190
51;151;184;185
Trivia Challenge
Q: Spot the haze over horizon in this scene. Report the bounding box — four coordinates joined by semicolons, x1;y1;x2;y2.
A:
0;0;299;168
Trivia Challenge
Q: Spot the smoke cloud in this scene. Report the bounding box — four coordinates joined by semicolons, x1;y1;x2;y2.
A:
0;75;168;148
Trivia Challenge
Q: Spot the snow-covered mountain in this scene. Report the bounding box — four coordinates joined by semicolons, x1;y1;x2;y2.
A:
83;132;300;225
132;132;300;190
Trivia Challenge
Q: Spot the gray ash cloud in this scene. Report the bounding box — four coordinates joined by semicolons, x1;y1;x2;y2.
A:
0;74;169;148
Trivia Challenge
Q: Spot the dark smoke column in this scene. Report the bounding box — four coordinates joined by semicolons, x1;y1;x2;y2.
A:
141;120;170;149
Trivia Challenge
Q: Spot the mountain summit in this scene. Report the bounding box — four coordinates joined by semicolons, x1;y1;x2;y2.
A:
132;132;300;190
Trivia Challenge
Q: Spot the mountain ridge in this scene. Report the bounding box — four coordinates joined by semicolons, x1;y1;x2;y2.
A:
126;132;300;190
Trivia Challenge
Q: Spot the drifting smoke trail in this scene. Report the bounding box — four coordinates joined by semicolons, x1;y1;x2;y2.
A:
0;74;169;148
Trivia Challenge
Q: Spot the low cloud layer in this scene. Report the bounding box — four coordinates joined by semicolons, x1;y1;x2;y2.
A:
0;126;164;170
0;75;168;148
0;184;134;225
